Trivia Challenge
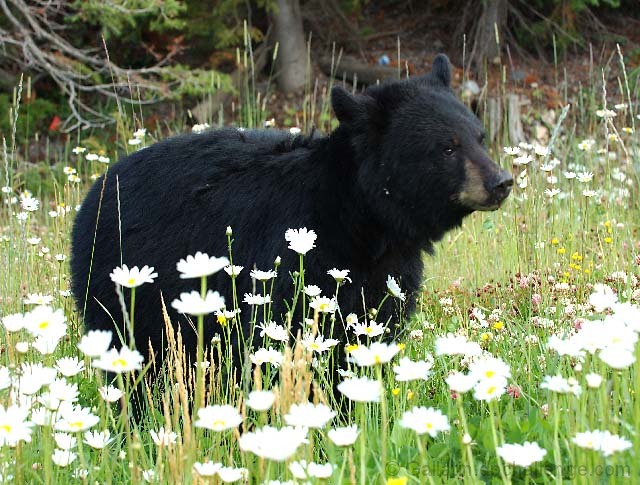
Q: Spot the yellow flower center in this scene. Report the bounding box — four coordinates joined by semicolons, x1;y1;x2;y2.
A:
387;477;408;485
217;315;227;326
485;370;495;379
487;386;497;395
374;355;382;364
426;422;433;430
0;424;11;433
69;421;84;430
112;358;128;368
127;277;136;286
38;321;49;329
212;420;226;428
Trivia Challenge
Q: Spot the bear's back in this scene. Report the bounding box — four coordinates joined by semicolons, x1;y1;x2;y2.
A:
69;126;329;340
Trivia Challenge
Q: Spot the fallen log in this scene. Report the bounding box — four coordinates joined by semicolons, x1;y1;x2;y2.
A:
318;55;400;86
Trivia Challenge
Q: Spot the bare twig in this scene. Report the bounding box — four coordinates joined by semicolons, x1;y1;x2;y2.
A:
0;0;192;130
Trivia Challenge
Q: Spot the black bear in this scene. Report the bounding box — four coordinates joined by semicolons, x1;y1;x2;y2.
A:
71;54;512;372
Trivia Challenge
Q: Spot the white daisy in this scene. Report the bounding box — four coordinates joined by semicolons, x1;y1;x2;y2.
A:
386;275;406;301
399;407;450;437
176;252;229;279
109;264;157;288
194;405;243;432
285;228;317;255
284;402;336;428
171;290;225;316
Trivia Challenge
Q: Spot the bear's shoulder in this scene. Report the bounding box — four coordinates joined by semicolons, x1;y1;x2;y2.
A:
158;127;324;156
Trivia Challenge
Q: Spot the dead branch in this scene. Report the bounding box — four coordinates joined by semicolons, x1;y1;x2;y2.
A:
0;0;189;131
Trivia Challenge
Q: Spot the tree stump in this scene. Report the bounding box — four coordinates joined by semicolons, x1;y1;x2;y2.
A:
507;94;525;144
487;94;525;145
487;97;502;143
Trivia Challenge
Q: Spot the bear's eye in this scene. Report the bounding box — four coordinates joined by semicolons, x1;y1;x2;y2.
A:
443;147;456;156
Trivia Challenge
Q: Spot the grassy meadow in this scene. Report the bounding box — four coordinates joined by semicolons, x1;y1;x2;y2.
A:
0;48;639;484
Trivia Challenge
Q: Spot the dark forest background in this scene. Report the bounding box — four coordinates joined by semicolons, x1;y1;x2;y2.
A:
1;0;638;144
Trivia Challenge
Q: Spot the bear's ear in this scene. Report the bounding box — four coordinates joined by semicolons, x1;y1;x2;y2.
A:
414;53;452;89
331;86;373;125
430;54;452;88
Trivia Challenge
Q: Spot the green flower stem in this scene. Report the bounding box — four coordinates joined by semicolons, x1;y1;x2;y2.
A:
300;254;306;322
376;365;387;479
14;446;23;485
416;434;435;485
286;254;305;329
338;450;348;483
262;281;268;324
552;394;562;485
226;232;240;318
375;294;390;323
264;460;271;482
330;282;342;337
129;287;136;348
455;394;477;483
359;403;367;485
327;437;340;481
634;350;640;479
224;237;245;376
196;313;205;405
488;400;510;484
117;373;134;478
231;307;245;400
42;431;53;485
155;443;164;482
226;233;245;385
195;276;207;409
267;274;276;321
76;436;89;482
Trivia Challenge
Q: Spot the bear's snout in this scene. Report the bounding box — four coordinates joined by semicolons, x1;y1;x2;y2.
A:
488;170;513;205
457;157;512;211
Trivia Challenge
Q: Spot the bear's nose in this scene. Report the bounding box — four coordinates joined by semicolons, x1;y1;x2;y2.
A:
490;171;513;202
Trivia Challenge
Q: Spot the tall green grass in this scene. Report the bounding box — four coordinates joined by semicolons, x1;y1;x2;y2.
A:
0;43;638;484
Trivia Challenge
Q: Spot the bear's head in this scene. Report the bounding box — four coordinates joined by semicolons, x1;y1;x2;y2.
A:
331;54;513;245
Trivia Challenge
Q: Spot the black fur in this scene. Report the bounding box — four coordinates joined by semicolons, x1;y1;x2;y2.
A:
70;55;510;372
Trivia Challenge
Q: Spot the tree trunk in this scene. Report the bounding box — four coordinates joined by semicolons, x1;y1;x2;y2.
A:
469;0;508;74
273;0;307;93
